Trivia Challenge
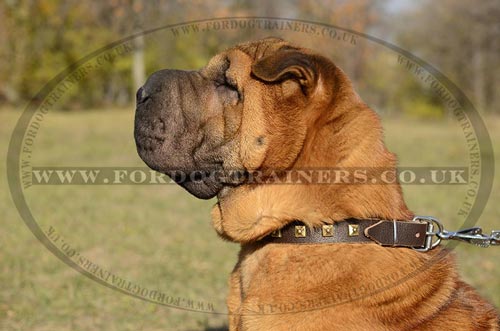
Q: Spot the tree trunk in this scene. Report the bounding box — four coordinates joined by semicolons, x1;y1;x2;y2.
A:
132;0;145;96
472;45;486;112
132;33;145;94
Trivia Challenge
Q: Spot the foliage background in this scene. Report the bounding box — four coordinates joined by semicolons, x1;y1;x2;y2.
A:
1;0;499;116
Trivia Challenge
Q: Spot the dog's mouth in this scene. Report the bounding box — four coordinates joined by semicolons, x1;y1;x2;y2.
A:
134;98;169;157
133;117;169;169
135;129;225;199
135;133;165;154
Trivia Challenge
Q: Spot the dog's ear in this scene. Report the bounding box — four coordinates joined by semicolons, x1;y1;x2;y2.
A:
251;49;318;93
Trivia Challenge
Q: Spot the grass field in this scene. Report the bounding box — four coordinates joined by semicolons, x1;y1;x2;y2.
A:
1;109;499;330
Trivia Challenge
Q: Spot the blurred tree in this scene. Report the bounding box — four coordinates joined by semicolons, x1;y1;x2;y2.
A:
0;0;495;115
397;0;500;114
1;0;120;108
297;0;383;83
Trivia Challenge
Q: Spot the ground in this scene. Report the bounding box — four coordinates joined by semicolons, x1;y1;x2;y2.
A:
1;109;499;331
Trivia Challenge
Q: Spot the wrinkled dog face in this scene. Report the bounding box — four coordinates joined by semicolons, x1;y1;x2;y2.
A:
134;38;324;199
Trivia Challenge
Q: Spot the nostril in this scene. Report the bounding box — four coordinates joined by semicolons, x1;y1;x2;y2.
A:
136;87;143;101
136;87;149;104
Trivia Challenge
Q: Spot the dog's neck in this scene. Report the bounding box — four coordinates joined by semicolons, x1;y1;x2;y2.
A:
212;86;412;244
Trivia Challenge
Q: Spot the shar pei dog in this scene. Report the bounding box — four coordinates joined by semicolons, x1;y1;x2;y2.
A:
134;38;499;330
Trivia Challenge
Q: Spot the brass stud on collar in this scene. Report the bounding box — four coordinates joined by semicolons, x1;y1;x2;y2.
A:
295;225;306;237
271;229;282;238
322;224;334;237
348;224;360;237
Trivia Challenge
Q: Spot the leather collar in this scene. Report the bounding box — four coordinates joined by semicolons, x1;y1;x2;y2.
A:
262;219;429;249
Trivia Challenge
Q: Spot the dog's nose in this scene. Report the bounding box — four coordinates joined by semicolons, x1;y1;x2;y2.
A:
136;86;149;104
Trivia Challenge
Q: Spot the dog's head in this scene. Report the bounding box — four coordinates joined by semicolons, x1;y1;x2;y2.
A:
135;37;411;240
134;37;340;199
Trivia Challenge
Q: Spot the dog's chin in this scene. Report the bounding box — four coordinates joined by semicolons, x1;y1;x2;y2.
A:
135;143;224;199
139;158;223;200
179;178;223;200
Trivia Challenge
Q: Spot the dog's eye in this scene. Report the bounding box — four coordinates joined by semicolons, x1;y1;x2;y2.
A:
216;74;237;90
216;74;241;103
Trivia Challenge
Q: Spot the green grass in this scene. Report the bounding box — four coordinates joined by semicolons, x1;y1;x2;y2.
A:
1;109;499;330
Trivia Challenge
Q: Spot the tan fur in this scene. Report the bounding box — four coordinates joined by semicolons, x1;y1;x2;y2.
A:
202;38;499;330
